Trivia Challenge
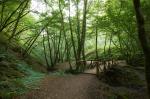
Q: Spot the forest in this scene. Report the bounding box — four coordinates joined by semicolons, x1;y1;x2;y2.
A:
0;0;150;99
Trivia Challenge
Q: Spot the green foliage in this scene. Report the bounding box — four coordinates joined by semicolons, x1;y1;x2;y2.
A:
0;61;45;98
0;0;149;98
0;48;45;98
17;62;45;86
0;79;26;98
85;47;122;60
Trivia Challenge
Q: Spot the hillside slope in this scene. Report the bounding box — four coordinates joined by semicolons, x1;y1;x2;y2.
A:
0;37;47;98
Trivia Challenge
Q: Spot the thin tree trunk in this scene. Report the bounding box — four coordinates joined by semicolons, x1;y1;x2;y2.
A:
68;0;77;63
76;0;88;71
43;35;50;69
103;33;107;71
9;0;29;41
81;0;88;61
95;24;99;76
46;30;54;67
75;0;81;64
58;0;71;69
0;0;27;33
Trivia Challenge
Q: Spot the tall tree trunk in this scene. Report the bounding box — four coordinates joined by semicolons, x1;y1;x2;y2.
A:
103;33;108;71
133;0;150;98
81;0;88;60
95;24;99;76
68;0;77;64
42;35;50;69
59;0;72;69
46;30;54;67
76;0;88;71
76;0;81;63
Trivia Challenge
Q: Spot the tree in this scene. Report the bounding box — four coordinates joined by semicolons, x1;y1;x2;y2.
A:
76;0;88;71
133;0;150;98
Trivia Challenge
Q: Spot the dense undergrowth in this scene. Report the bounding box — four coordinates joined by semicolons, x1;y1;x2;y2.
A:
0;41;46;98
99;65;148;99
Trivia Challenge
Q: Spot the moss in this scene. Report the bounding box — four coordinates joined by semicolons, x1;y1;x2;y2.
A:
0;34;46;98
0;61;45;98
0;52;45;98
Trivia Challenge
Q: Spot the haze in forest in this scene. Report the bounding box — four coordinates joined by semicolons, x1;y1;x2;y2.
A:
0;0;150;99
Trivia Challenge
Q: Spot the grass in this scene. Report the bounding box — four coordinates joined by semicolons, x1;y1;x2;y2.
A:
0;60;45;98
0;34;46;98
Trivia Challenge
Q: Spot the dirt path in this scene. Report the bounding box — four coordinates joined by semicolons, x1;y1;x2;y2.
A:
16;74;103;99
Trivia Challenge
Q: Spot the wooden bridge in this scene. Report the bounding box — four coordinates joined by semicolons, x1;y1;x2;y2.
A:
55;59;126;75
77;59;126;75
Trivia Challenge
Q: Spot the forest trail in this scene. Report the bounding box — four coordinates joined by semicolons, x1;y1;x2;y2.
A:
16;74;103;99
15;60;127;99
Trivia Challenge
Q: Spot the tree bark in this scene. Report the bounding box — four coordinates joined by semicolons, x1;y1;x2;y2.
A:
133;0;150;98
76;0;88;71
68;0;77;63
43;35;50;68
95;23;99;76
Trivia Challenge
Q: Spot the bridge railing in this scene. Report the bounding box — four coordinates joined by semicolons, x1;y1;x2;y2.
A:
76;59;119;75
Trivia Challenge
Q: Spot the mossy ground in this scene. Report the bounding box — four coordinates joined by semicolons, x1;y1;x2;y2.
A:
0;48;46;99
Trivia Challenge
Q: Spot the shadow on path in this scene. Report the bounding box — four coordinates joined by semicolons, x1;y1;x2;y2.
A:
16;74;103;99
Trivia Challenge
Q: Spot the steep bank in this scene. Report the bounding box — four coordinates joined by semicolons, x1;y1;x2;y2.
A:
0;36;47;98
